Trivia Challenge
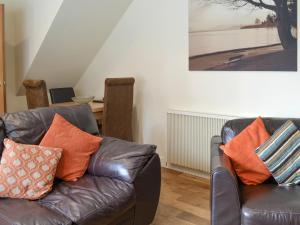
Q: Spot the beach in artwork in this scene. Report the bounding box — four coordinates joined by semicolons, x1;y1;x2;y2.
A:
189;0;297;71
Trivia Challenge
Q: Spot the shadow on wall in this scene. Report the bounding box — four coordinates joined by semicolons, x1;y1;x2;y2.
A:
14;40;29;96
5;42;27;113
12;6;28;96
132;76;144;144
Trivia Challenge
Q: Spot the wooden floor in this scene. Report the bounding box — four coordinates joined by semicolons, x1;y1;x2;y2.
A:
152;168;210;225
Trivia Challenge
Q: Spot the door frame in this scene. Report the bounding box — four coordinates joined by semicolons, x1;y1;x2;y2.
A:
0;4;6;114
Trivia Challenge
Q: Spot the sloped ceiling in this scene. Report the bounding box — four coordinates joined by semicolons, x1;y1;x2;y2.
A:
17;0;133;94
13;0;64;94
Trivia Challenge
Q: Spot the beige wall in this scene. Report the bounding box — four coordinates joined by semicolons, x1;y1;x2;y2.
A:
1;0;134;112
76;0;300;163
1;0;27;112
0;0;63;112
13;0;63;94
1;0;299;165
26;0;134;90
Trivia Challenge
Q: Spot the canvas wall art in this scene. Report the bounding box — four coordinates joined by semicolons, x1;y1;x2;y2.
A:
189;0;297;71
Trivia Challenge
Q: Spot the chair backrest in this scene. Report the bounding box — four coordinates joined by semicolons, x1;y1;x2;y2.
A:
102;77;135;141
49;87;75;104
23;80;49;109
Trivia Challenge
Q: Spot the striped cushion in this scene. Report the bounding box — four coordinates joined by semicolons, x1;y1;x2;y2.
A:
256;120;300;185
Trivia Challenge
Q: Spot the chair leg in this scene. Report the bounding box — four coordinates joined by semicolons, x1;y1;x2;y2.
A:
97;120;102;135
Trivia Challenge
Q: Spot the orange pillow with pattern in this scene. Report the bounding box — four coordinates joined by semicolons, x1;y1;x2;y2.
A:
0;139;62;200
40;114;102;181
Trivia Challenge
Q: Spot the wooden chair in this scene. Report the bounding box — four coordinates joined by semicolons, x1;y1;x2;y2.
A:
101;77;135;141
23;80;49;109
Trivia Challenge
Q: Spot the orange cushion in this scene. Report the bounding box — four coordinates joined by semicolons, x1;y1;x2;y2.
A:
40;114;102;181
0;139;62;200
220;117;271;185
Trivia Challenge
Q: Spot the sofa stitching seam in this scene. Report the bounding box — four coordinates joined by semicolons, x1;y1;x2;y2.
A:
0;213;14;225
43;204;73;224
244;208;300;215
92;149;102;175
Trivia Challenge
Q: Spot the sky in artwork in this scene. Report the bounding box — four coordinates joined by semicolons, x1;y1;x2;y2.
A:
189;0;275;32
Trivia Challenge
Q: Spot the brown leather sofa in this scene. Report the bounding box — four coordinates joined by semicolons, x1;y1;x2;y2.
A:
0;104;161;225
211;118;300;225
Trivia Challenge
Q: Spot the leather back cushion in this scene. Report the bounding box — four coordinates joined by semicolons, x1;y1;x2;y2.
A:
0;119;5;157
88;137;156;183
2;104;99;145
222;118;300;144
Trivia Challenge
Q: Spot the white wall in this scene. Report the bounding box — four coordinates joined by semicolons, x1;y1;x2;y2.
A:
76;0;300;162
2;0;134;111
14;0;63;94
0;0;63;112
27;0;133;90
0;0;27;112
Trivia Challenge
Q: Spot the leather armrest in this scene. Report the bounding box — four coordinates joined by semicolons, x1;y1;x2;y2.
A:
87;137;156;183
133;153;161;225
211;136;241;225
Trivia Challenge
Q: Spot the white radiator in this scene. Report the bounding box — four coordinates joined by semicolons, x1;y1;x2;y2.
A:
167;110;235;174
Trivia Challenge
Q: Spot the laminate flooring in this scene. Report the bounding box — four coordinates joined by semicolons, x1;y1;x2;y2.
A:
152;168;210;225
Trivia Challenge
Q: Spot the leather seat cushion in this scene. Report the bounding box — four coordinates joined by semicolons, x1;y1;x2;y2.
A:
241;184;300;225
39;175;135;225
0;198;72;225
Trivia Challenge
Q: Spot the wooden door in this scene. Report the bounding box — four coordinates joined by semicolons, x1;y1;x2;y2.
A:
0;4;5;114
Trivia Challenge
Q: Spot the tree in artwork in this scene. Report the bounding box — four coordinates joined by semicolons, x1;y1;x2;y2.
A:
209;0;297;49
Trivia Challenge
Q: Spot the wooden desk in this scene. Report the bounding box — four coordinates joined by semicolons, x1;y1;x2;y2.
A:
51;102;104;120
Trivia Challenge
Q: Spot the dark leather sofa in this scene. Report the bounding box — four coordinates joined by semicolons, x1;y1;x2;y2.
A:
0;104;161;225
211;118;300;225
